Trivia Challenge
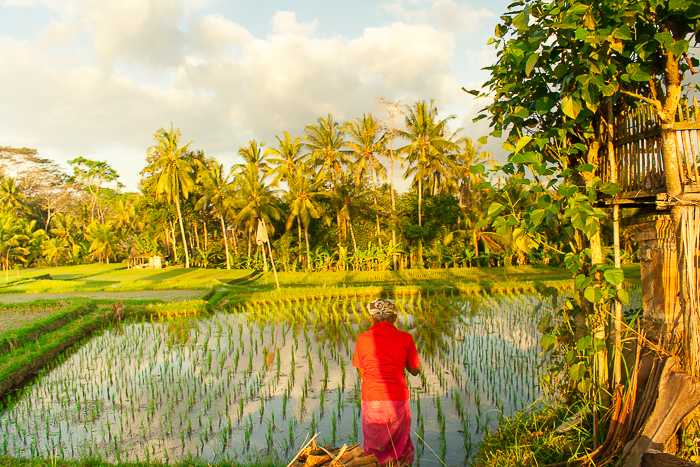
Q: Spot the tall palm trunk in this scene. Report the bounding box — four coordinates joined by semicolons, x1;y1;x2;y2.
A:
370;169;382;246
175;198;190;268
390;147;398;270
297;215;303;265
170;220;179;262
164;225;171;258
417;176;424;268
203;220;208;251
304;224;311;270
220;214;230;269
348;217;358;253
417;176;423;227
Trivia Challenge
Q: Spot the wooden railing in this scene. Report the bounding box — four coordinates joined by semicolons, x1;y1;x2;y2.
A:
601;98;700;200
674;98;700;192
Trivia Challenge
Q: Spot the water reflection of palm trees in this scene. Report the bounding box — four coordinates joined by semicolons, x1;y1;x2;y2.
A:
403;294;482;359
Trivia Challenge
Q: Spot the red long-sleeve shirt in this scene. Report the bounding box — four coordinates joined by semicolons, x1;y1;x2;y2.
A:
352;322;421;401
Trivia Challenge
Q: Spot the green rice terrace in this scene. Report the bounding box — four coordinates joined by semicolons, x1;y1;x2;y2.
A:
0;264;642;466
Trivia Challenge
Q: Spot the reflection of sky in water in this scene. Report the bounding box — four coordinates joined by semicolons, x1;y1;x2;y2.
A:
0;294;556;466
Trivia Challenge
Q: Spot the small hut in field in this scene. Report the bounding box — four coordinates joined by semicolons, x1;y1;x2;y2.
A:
127;255;163;269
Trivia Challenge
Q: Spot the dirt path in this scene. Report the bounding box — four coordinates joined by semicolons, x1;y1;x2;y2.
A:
0;290;204;304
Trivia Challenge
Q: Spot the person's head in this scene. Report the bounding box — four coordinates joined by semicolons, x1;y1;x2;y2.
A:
367;298;397;324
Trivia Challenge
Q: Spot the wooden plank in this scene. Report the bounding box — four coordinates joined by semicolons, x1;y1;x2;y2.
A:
614;127;663;146
641;451;699;467
676;130;689;185
669;121;700;130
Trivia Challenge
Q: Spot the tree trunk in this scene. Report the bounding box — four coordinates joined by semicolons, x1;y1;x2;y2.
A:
370;168;382;247
390;156;398;270
45;208;53;233
220;214;230;270
304;224;311;271
170;220;179;262
203;220;208;251
608;99;624;387
585;135;609;403
164;224;171;258
349;218;358;254
247;226;252;258
297;215;303;265
418;177;422;227
194;223;200;250
261;244;268;272
175;198;190;268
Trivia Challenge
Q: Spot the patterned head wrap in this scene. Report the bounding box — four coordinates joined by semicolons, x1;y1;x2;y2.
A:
367;298;396;315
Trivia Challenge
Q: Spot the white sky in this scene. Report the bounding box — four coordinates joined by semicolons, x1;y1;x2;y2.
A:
0;0;511;192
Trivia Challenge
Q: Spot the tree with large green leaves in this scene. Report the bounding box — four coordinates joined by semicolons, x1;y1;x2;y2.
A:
143;124;195;268
473;0;699;411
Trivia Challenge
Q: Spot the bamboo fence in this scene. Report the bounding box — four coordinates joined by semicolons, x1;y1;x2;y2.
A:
602;97;700;198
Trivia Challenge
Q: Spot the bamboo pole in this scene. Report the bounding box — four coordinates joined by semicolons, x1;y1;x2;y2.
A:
608;100;624;387
262;219;280;290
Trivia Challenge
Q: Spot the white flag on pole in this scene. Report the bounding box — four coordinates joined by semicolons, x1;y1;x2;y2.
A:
255;220;268;245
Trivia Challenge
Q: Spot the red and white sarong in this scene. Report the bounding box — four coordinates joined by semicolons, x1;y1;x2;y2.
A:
361;399;414;466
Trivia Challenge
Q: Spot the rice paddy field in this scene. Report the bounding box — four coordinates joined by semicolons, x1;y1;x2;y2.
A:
0;264;643;466
0;292;563;466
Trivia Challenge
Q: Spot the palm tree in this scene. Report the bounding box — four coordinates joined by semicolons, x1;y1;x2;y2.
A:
0;177;26;214
236;140;270;177
50;213;83;263
398;100;458;228
42;237;70;266
232;144;283;258
267;132;308;185
285;169;330;269
17;218;46;266
144;124;195;268
86;221;119;263
376;97;405;270
0;212;29;271
302;115;351;189
327;174;378;256
196;160;235;269
347;113;387;245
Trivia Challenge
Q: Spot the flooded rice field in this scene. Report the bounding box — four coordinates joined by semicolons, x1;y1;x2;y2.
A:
1;293;581;465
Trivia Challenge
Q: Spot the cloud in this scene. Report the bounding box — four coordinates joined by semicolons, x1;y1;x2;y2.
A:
270;11;317;37
0;0;482;191
431;0;494;33
380;0;494;34
189;14;252;57
346;23;453;87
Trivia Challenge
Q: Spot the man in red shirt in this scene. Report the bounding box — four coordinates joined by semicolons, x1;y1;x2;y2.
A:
352;298;421;467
